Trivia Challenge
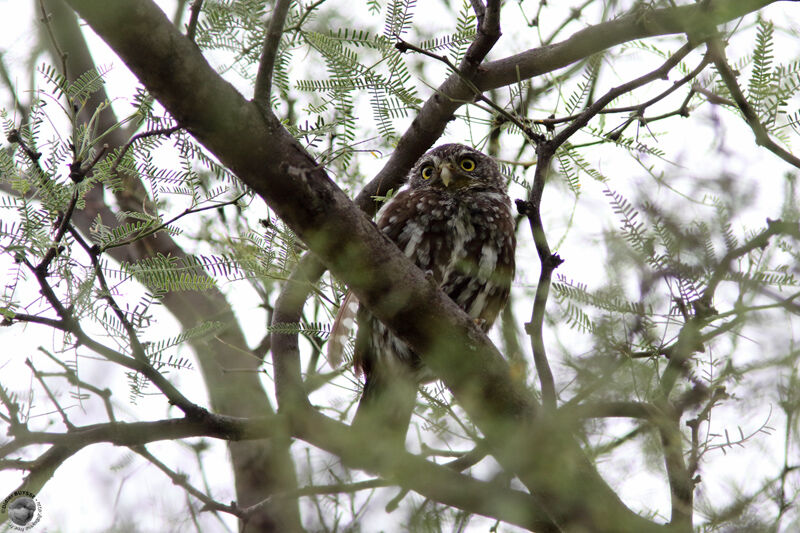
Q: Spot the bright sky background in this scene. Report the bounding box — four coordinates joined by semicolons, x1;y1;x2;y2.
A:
1;0;800;531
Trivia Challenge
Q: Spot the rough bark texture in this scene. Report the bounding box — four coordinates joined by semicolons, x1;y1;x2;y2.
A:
59;0;783;531
41;2;302;530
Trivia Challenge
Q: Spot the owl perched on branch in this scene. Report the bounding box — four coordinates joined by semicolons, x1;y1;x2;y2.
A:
329;143;516;446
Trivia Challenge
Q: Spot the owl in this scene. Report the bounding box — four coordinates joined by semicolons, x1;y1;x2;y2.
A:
329;143;516;445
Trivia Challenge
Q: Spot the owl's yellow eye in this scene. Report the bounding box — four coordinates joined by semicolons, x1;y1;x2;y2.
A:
421;165;434;180
460;157;476;171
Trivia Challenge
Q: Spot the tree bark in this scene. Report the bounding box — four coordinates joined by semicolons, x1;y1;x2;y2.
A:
39;2;302;530
60;0;780;530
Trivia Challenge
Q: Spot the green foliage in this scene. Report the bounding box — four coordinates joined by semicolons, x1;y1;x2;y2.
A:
5;3;800;531
0;65;274;405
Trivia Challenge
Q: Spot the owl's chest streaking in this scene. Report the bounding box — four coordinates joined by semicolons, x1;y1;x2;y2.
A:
356;186;516;377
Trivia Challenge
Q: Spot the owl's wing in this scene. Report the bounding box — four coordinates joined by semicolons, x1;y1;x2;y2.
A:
326;290;359;368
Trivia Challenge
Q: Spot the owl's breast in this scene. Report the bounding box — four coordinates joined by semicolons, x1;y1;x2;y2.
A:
379;188;515;320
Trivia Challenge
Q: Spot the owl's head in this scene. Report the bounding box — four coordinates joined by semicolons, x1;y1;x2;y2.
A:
408;144;504;192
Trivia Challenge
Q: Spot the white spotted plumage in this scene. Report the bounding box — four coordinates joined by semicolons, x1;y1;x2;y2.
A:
350;144;516;381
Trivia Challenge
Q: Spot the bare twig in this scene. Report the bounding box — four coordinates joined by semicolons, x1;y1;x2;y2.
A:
0;383;22;428
100;192;245;251
68;225;149;363
185;0;203;42
516;158;561;411
536;51;712;128
133;445;239;518
551;42;695;148
21;247;203;417
25;359;75;430
37;188;79;275
38;0;68;77
253;0;292;112
38;347;116;421
6;129;44;173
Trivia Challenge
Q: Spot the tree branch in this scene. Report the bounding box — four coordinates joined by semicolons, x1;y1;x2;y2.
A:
61;1;705;530
707;37;800;170
475;0;780;91
1;410;555;531
253;0;291;112
38;3;302;528
185;0;203;42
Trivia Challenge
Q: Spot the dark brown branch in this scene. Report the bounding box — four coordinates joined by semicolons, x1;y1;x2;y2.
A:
36;188;79;275
516;156;560;411
394;37;540;142
2;410;554;531
474;0;779;91
462;0;501;69
185;0;203;42
551;42;694;148
253;0;291;112
60;1;693;530
2;312;65;330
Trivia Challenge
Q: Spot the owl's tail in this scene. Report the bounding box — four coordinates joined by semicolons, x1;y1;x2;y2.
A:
351;369;416;452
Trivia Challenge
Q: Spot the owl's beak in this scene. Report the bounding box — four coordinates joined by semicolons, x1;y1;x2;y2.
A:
439;163;455;187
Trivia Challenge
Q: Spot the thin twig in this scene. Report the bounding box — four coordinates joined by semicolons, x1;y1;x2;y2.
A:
133;445;241;518
536;51;711;127
101;192;245;251
7;129;44;175
38;347;116;422
185;0;204;43
253;0;292;112
516;155;561;411
37;188;79;275
25;359;75;430
700;219;800;311
38;0;68;77
108;125;181;178
0;383;22;428
707;37;800;170
283;0;328;33
395;37;541;143
21;244;203;417
68;225;149;363
551;42;695;148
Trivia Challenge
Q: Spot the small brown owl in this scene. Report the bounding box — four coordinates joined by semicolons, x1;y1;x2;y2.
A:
330;143;516;445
